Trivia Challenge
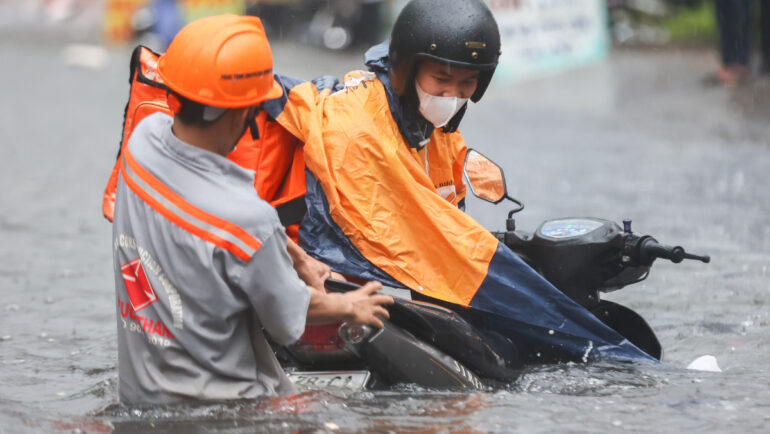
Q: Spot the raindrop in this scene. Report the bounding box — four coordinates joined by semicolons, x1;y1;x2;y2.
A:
47;338;55;343
612;420;623;427
0;335;11;342
6;304;19;312
44;296;55;304
548;330;554;335
57;391;66;397
323;27;349;50
71;429;83;434
131;408;142;417
39;332;49;339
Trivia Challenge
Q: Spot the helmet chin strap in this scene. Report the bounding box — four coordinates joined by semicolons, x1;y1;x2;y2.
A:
442;101;467;133
248;116;260;140
247;107;262;140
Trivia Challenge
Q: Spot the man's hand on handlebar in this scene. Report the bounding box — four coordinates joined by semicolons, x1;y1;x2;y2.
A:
306;281;394;328
341;281;393;329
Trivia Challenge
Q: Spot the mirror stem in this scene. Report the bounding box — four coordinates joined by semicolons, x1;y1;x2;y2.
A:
506;217;516;231
506;196;525;218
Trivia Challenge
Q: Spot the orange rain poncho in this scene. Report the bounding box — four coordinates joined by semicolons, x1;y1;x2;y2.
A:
282;69;496;306
271;42;652;363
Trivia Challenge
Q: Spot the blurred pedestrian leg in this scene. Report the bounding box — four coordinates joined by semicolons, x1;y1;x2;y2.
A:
714;0;751;84
353;0;384;48
760;0;770;73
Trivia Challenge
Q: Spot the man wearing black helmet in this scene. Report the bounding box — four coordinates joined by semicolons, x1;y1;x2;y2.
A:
352;0;502;210
295;0;503;280
278;0;649;363
387;0;501;140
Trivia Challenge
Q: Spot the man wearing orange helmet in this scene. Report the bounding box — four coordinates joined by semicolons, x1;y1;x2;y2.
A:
111;15;392;405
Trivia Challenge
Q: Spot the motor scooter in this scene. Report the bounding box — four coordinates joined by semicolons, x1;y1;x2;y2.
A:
275;149;710;391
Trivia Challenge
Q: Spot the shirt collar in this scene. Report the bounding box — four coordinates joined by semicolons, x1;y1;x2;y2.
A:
156;114;255;184
372;65;434;150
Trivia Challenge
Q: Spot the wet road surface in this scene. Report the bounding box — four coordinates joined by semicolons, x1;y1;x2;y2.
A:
1;21;769;433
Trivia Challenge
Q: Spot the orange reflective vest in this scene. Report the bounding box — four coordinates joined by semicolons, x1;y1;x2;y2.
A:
102;46;307;241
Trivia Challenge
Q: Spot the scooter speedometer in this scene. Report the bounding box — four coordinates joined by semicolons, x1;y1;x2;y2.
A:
538;219;604;239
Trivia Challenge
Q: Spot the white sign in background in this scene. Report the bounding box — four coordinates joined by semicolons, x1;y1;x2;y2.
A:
388;0;610;82
489;0;610;81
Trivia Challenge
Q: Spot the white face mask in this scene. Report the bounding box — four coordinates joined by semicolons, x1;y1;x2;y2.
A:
415;82;469;128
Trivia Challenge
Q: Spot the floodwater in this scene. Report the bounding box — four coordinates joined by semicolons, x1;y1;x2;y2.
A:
2;19;770;434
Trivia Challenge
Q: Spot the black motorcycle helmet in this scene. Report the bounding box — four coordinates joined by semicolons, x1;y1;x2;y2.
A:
389;0;501;103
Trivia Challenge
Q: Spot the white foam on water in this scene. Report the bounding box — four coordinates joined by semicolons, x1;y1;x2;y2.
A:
687;355;722;372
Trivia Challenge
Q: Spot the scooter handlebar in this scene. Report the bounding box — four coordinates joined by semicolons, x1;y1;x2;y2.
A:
638;237;710;264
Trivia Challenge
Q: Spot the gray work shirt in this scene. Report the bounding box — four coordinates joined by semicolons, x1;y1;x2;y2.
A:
112;112;310;405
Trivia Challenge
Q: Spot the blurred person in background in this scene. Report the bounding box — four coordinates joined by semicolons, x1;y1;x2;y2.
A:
246;0;385;50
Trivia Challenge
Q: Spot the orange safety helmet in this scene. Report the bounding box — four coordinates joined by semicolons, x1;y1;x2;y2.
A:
157;14;283;109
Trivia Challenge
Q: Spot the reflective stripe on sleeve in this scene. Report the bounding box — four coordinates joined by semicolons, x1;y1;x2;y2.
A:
120;149;261;261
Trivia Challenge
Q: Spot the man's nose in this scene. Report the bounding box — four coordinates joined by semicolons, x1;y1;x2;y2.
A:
441;85;463;98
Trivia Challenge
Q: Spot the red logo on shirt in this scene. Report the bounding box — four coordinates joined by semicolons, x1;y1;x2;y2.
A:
121;258;158;312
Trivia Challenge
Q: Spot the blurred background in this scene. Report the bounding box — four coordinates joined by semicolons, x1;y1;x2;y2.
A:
3;0;768;82
1;1;769;432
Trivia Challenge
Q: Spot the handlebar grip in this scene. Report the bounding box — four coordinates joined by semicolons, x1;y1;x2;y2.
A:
638;237;710;264
639;238;686;263
684;252;711;263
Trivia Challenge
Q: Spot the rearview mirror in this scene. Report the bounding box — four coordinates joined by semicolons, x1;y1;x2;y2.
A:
464;149;507;204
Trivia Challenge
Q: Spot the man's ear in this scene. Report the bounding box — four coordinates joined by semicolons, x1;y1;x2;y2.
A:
222;107;249;129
